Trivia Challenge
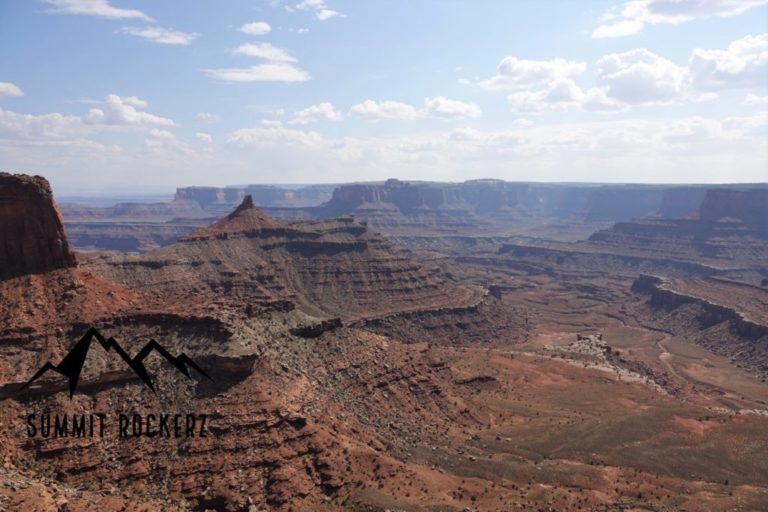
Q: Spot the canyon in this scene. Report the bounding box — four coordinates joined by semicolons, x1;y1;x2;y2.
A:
1;173;767;511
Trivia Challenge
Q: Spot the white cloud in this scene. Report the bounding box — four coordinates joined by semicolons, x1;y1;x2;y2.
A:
0;108;86;141
424;96;482;119
347;97;483;121
688;33;768;90
593;35;767;105
43;0;151;21
203;63;310;82
119;26;199;45
477;56;587;90
196;112;220;123
84;94;174;127
294;0;343;20
592;19;645;39
290;102;342;124
507;78;627;112
144;128;197;156
0;82;23;97
0;93;175;145
233;43;297;62
743;93;768;105
349;100;422;121
210;41;310;82
227;126;323;148
593;0;764;38
596;48;691;104
238;21;271;36
195;132;213;144
291;27;310;34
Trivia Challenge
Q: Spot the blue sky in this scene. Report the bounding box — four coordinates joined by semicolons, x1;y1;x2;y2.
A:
0;0;766;194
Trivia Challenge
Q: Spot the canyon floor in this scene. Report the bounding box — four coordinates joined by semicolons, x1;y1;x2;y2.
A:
2;175;767;511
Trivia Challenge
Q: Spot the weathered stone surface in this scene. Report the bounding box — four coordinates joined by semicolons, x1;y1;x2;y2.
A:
0;172;76;278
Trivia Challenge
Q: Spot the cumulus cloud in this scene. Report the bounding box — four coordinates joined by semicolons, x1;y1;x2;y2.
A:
294;0;343;20
195;132;213;144
203;63;310;82
348;97;483;121
479;35;766;114
424;96;482;119
233;43;297;62
0;108;85;142
143;128;198;156
349;100;422;121
0;92;175;146
593;0;764;38
743;93;768;105
119;26;199;45
290;102;342;124
596;48;691;104
688;33;768;90
477;56;587;90
43;0;151;21
0;82;23;97
507;78;627;112
84;94;174;127
593;35;767;104
238;21;271;36
227;126;323;148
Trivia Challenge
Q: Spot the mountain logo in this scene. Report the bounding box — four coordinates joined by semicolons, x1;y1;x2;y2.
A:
21;327;212;397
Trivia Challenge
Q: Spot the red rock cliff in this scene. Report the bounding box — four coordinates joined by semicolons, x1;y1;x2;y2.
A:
0;172;76;278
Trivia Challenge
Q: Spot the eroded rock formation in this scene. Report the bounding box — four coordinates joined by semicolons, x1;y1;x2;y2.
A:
0;172;76;278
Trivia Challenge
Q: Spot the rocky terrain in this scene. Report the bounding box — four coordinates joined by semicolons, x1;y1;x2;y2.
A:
1;173;768;511
0;173;76;278
175;184;335;212
61;179;767;253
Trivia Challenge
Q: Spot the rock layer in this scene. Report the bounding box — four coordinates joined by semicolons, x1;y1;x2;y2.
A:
0;172;76;278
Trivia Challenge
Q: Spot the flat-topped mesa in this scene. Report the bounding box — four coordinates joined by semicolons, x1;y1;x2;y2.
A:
0;172;76;278
181;195;285;241
698;189;768;235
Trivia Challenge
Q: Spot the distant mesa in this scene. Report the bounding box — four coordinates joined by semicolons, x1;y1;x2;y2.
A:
174;184;336;211
0;172;76;278
698;189;768;235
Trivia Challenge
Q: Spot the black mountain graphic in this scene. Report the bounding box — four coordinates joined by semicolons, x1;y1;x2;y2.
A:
21;327;212;397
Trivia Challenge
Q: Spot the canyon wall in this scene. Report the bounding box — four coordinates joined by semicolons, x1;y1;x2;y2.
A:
0;172;76;278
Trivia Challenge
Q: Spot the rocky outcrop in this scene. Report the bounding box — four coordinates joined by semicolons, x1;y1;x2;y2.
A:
632;274;768;377
60;181;767;252
0;173;76;278
85;197;475;320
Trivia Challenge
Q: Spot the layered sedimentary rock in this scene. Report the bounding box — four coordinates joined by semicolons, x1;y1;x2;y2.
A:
175;184;335;210
698;188;768;235
64;220;209;253
631;274;768;377
3;174;768;511
0;172;76;278
317;180;728;222
60;199;207;220
85;196;478;320
61;180;768;252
